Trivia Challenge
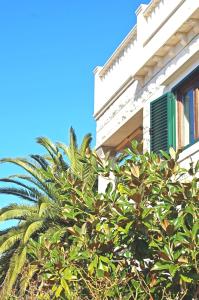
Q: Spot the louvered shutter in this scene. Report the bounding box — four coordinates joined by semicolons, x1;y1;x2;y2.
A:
150;92;176;153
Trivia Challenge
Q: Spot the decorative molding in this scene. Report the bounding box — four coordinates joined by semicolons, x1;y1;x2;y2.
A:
93;66;102;75
143;0;161;18
143;0;186;47
190;20;199;34
134;75;144;86
176;32;187;46
135;4;148;16
152;55;163;69
188;18;199;27
98;26;137;78
168;48;175;58
152;55;162;63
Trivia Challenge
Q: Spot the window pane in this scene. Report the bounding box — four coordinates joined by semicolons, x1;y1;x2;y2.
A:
195;88;199;140
182;89;194;146
183;92;190;146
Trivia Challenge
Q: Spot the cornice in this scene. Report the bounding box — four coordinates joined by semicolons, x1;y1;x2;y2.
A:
143;0;161;18
98;25;137;78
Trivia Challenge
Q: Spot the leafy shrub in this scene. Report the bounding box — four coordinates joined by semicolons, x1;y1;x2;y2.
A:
11;143;198;300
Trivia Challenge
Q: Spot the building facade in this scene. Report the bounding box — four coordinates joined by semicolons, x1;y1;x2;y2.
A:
94;0;199;191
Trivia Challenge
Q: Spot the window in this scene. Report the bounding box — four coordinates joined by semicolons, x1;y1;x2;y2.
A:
150;68;199;154
176;71;199;148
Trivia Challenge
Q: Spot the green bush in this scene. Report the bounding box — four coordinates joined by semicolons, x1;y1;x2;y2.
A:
13;143;198;299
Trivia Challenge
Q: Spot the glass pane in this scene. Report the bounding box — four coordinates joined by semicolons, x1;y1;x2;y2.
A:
182;89;194;146
195;88;199;139
183;92;190;146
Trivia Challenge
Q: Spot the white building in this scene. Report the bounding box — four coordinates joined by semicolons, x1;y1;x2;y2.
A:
94;0;199;190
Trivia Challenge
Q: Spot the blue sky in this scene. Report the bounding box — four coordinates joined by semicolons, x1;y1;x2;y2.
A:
0;0;148;228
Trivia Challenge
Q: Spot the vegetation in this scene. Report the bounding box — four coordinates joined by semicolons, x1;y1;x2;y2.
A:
0;128;97;299
0;132;198;299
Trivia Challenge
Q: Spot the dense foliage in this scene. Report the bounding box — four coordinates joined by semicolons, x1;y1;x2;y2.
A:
0;134;198;299
0;129;97;299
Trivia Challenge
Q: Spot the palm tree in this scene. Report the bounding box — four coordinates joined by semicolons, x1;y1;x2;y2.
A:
58;127;97;191
0;129;97;299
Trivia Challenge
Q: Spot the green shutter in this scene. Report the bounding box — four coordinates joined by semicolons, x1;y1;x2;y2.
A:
150;92;176;153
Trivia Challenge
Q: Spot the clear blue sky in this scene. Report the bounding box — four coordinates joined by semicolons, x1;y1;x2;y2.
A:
0;0;148;228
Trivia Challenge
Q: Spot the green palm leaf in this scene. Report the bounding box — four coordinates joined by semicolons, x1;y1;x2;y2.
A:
80;132;92;156
23;220;44;244
0;187;38;202
0;231;23;254
0;204;36;221
30;154;49;170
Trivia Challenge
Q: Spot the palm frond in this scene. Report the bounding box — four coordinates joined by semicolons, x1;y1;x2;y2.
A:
59;155;69;171
80;133;92;156
36;136;59;157
36;137;62;168
82;163;97;190
68;127;79;171
0;160;60;201
0;247;16;284
69;127;78;150
19;264;38;297
0;158;48;189
0;246;27;299
30;154;49;171
38;202;52;217
23;220;44;244
0;204;36;222
0;187;38;202
0;177;44;198
8;174;47;192
57;141;80;177
0;231;23;254
8;173;61;202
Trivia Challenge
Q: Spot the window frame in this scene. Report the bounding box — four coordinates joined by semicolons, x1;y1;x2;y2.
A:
176;72;199;149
